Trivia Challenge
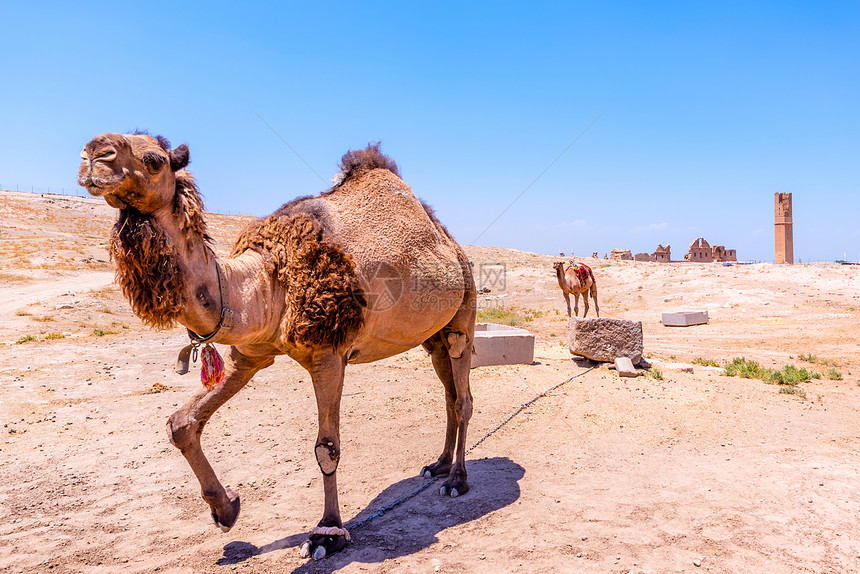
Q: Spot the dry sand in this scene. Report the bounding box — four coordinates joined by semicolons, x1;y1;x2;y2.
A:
1;190;859;573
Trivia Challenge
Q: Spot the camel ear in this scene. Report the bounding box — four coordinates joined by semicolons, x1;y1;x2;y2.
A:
169;144;190;171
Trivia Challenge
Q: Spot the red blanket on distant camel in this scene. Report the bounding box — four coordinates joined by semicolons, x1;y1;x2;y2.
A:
566;263;591;286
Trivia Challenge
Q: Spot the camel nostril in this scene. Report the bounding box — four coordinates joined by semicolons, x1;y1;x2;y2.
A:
95;150;117;162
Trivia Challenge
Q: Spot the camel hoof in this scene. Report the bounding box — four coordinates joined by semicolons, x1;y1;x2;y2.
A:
313;546;327;560
209;487;241;532
423;469;433;479
299;541;311;559
439;472;469;498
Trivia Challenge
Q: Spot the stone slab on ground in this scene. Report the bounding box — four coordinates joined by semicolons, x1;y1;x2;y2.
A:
614;357;639;377
662;310;709;327
471;322;535;368
568;317;643;364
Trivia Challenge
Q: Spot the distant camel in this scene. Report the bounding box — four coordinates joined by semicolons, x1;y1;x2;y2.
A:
553;261;599;317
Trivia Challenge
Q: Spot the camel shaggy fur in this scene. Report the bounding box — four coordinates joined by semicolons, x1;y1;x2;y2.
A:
79;133;476;560
553;261;599;317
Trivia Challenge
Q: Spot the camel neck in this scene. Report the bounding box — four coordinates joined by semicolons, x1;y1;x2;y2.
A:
555;266;566;290
148;206;224;337
188;256;233;342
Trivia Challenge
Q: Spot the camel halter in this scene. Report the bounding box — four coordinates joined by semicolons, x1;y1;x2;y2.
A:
175;256;233;389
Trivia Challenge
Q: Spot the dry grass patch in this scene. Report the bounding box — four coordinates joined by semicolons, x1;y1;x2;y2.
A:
0;271;31;282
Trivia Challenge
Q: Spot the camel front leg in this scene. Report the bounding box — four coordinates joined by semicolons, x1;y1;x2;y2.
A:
573;292;581;317
299;351;348;561
563;292;572;317
167;347;273;532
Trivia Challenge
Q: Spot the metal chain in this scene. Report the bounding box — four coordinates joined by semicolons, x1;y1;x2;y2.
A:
347;365;597;532
347;476;439;531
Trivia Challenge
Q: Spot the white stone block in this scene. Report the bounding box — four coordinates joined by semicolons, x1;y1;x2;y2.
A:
614;357;639;377
662;310;709;327
470;323;535;368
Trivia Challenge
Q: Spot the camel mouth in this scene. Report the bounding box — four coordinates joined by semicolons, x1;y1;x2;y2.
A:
78;177;128;208
83;182;107;197
104;193;129;209
79;175;121;197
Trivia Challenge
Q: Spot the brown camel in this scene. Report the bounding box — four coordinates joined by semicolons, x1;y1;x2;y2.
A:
553;260;599;317
78;133;476;560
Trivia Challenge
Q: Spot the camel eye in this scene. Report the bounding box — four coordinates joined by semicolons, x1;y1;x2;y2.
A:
142;151;166;172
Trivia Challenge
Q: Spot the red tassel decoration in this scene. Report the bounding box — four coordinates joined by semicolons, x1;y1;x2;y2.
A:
200;344;225;390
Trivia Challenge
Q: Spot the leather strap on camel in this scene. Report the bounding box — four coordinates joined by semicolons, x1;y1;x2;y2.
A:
175;256;234;375
311;526;352;542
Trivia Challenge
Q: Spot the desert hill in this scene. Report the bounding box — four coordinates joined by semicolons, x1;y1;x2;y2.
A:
1;189;859;573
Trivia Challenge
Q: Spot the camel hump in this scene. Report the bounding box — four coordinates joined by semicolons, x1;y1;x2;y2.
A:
334;142;401;184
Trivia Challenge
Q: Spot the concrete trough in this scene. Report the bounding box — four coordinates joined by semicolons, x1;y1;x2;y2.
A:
662;310;709;327
470;323;535;368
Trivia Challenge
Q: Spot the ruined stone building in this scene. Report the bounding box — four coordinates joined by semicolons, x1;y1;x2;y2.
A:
775;192;794;264
610;249;633;261
653;244;671;263
633;244;672;263
711;245;736;262
684;238;736;263
686;238;712;262
612;241;732;263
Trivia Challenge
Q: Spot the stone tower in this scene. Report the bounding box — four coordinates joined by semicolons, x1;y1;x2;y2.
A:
774;193;794;264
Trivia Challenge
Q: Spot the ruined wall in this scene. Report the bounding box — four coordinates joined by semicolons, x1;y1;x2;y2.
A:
712;246;737;262
610;249;633;261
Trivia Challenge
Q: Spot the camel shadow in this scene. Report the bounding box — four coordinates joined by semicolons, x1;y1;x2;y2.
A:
217;456;524;572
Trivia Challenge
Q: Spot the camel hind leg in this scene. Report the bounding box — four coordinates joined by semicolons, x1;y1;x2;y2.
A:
590;282;600;317
421;333;458;479
421;299;475;497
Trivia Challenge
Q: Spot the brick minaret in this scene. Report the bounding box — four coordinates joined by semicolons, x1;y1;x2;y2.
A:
774;193;793;264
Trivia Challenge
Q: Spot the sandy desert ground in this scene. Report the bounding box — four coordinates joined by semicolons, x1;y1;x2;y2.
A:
1;190;859;573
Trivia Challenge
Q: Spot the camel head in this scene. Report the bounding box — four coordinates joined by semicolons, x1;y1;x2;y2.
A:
79;132;190;212
552;261;565;272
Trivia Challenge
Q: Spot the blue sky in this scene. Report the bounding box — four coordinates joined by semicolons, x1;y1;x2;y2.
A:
2;1;858;262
